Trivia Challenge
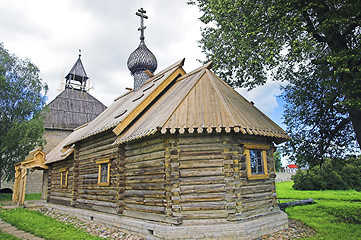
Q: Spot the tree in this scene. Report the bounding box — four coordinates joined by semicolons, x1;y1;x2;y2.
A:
281;73;358;167
0;43;48;182
273;150;282;172
189;0;361;164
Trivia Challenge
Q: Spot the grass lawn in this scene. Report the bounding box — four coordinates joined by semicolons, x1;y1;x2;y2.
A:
276;181;361;240
0;208;102;240
0;230;21;240
0;193;41;202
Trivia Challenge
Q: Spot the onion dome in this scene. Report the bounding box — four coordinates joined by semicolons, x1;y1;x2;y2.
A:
127;8;157;91
127;40;157;90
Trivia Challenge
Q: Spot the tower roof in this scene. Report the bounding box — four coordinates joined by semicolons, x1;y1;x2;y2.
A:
65;51;89;91
43;88;106;131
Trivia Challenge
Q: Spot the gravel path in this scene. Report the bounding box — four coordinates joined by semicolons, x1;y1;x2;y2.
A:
38;208;315;239
254;219;316;239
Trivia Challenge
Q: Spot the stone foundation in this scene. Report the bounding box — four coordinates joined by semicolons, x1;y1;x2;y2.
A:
45;203;288;240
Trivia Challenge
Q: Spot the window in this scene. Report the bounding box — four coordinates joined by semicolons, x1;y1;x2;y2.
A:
96;158;111;186
59;168;68;187
243;143;270;180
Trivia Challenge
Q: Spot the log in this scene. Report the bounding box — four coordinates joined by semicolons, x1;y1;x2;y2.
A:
125;142;165;156
180;184;225;194
126;203;165;214
125;158;164;169
181;201;226;211
178;142;223;151
179;176;224;185
278;199;314;209
178;135;222;145
179;159;223;169
176;210;228;219
180;168;223;177
124;167;165;176
125;136;164;151
125;151;164;163
180;193;225;202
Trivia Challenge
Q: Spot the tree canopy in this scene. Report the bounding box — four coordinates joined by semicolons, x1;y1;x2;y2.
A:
190;0;361;165
0;43;48;181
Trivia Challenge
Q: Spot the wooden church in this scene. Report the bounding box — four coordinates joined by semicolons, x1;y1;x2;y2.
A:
44;8;290;240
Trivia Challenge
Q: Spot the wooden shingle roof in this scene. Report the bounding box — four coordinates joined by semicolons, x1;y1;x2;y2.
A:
45;59;289;164
44;88;106;130
114;62;289;145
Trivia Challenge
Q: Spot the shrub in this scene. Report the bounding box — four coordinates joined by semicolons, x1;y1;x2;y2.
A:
292;156;361;191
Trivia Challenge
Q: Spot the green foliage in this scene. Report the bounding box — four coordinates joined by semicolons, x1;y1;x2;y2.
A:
0;208;102;240
281;76;359;167
292;157;361;191
276;181;361;239
273;150;282;172
190;0;361;165
0;43;48;181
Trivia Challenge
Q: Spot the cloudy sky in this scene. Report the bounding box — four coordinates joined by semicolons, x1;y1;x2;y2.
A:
0;0;285;128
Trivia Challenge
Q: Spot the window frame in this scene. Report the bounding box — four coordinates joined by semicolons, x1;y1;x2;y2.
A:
59;168;68;188
96;158;111;186
243;143;270;180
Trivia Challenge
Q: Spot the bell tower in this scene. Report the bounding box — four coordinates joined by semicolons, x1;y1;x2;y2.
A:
65;50;89;91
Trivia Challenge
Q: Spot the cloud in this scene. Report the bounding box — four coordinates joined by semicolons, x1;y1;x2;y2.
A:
0;0;285;127
236;81;285;116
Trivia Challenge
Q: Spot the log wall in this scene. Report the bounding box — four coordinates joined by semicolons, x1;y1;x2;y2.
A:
235;137;279;220
73;131;118;214
46;131;278;223
176;133;228;220
122;135;169;222
47;157;74;206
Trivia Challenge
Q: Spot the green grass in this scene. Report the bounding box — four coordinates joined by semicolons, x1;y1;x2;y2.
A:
0;230;21;240
0;193;41;202
276;181;361;239
0;208;102;240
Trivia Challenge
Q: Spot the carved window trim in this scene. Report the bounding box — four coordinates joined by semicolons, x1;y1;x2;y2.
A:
96;158;111;186
59;168;68;188
243;143;270;180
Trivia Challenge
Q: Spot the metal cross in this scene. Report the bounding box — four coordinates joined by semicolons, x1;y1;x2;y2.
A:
136;8;148;41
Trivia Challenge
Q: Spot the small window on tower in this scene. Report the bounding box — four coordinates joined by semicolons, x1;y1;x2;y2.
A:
96;158;111;186
243;143;270;180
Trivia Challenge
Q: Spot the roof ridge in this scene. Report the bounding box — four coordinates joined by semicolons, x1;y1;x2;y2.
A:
176;61;212;82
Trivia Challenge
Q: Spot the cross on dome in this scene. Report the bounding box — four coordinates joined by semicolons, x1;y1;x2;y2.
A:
136;8;148;41
127;8;157;91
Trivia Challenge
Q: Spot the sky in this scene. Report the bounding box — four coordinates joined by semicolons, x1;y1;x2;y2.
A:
0;0;286;130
